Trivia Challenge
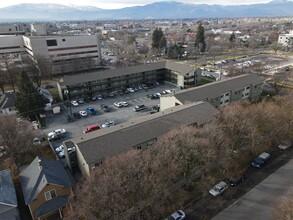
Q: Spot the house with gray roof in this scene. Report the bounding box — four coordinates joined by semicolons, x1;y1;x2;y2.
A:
160;74;264;111
57;61;201;101
0;92;16;115
0;169;20;220
63;101;218;176
19;156;73;220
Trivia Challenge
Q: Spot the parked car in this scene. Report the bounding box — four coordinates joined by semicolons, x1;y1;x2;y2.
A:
127;88;135;93
102;120;115;128
228;175;247;186
73;112;82;119
33;137;41;145
86;107;97;115
55;145;64;153
168;210;186;220
147;94;159;99
101;104;110;112
133;104;146;112
251;152;271;168
71;100;79;106
209;181;228;196
278;140;291;150
83;125;101;134
114;101;128;108
47;129;67;141
78;98;85;104
152;104;160;112
58;147;76;159
79;110;88;117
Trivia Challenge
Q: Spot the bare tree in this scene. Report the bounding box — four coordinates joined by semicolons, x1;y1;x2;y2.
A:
0;115;39;167
272;195;293;220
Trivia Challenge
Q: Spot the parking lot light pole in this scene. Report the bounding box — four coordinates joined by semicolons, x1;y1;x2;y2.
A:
64;89;73;120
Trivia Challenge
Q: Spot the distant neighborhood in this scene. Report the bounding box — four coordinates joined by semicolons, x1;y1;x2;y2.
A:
0;11;292;220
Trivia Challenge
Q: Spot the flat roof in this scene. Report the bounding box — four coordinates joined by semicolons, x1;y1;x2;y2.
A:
71;101;218;165
174;74;264;104
60;61;195;86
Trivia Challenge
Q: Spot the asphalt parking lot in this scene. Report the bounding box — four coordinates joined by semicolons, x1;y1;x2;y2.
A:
43;82;178;152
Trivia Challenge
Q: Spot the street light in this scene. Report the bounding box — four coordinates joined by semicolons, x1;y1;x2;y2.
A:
64;89;73;121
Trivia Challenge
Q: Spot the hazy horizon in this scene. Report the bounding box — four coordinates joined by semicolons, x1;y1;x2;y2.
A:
0;0;282;10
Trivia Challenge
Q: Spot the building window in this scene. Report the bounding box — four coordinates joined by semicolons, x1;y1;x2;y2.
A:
46;39;57;47
45;189;56;201
246;86;250;90
62;39;66;42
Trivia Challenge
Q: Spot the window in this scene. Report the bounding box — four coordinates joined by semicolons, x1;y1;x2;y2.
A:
44;189;56;201
46;39;57;47
246;86;250;90
62;39;66;42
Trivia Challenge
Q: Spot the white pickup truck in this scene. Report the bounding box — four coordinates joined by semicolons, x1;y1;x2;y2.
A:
47;129;67;141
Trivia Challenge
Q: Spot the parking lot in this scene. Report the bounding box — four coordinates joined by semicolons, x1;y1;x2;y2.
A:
43;82;178;153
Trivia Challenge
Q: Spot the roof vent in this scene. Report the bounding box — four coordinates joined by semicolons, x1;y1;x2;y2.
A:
38;159;42;169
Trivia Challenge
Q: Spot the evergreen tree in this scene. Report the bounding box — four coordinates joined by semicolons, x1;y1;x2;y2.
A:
159;35;167;49
14;71;45;118
194;23;206;53
152;28;165;49
229;32;236;43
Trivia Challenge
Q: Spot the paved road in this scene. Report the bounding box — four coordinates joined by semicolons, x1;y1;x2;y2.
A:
212;156;293;220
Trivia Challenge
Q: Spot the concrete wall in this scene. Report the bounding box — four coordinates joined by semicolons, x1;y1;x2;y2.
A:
0;35;24;54
160;95;182;111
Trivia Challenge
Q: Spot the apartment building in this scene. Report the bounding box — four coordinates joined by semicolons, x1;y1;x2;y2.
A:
160;74;263;111
0;34;102;74
278;31;293;47
63;101;218;176
58;61;201;100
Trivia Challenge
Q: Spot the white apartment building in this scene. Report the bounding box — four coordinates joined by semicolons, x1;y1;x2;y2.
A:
278;32;293;47
30;24;47;36
0;34;102;75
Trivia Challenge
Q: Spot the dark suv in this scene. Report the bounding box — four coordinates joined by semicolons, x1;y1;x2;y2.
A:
133;104;146;112
101;104;110;112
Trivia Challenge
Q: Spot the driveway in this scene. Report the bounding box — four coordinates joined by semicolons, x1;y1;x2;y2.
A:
212;154;293;220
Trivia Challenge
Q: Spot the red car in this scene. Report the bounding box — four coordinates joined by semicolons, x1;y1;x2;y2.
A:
83;125;100;134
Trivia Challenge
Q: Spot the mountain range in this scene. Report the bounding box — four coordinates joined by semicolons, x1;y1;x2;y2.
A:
0;0;293;21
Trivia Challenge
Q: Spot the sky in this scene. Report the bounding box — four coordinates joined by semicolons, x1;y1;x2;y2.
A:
0;0;278;9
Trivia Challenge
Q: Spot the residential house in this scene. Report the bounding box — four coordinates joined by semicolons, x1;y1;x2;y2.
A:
0;92;16;115
19;157;73;220
0;169;20;220
160;74;264;111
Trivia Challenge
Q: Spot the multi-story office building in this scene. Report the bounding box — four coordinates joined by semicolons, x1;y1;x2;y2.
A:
0;34;102;75
0;24;25;35
57;61;201;101
160;74;264;111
